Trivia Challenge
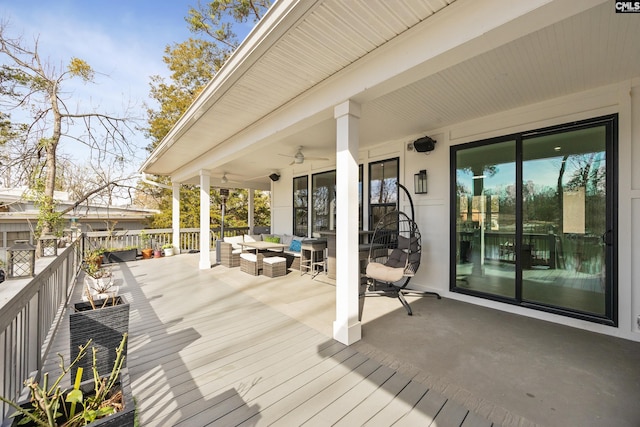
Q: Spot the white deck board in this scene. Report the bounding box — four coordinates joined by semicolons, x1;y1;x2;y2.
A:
41;255;495;427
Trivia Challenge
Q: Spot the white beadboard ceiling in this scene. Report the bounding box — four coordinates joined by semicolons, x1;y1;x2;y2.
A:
142;0;639;188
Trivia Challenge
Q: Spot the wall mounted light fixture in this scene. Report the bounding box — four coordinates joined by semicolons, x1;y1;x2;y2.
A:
414;170;428;194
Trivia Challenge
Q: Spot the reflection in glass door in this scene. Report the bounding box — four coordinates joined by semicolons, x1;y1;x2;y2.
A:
522;126;609;317
451;116;616;324
454;140;517;299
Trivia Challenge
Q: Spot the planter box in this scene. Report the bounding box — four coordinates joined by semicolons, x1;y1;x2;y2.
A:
103;249;137;263
2;368;135;427
70;296;129;376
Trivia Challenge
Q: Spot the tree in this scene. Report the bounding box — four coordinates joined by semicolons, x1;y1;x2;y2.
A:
144;1;273;230
0;22;138;238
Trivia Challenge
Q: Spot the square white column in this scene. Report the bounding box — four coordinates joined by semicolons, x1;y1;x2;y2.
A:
199;170;211;269
333;100;362;345
172;182;181;254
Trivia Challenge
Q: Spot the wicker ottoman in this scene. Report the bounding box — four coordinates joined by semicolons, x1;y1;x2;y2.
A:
263;256;287;277
240;252;263;275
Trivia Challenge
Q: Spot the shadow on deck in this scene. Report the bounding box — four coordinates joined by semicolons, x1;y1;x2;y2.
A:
46;253;640;427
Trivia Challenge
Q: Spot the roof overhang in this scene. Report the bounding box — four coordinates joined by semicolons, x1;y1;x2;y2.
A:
141;0;638;188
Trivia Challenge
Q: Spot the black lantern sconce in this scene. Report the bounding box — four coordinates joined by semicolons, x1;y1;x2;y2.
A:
39;234;58;257
414;170;428;194
8;240;36;279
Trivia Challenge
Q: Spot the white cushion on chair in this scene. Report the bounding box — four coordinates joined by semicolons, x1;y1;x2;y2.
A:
224;235;244;250
240;253;257;262
366;262;405;283
263;256;286;264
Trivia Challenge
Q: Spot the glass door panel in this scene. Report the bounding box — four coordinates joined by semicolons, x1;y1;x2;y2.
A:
455;140;516;299
522;126;608;315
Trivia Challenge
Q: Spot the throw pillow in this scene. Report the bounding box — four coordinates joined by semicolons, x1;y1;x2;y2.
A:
281;234;293;247
264;236;281;244
289;239;302;252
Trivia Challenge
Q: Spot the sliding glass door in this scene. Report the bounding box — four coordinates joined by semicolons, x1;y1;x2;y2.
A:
454;140;517;299
451;115;616;325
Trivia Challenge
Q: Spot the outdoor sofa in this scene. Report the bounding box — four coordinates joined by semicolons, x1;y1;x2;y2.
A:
219;233;303;270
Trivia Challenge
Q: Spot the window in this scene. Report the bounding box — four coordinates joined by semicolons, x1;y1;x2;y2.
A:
292;175;308;236
369;158;399;229
298;166;363;236
312;170;336;235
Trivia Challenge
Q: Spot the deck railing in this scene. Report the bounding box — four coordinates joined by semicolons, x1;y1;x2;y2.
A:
84;227;251;253
0;226;265;420
0;239;82;420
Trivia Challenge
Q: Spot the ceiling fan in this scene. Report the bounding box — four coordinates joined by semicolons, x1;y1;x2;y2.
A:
279;146;328;165
220;172;241;185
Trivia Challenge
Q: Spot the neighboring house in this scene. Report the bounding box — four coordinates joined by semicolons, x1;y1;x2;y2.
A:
141;1;640;345
0;187;156;260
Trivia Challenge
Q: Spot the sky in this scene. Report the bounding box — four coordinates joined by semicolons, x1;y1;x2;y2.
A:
0;0;247;176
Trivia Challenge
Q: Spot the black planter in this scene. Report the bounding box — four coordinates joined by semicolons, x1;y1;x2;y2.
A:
70;296;129;376
103;249;137;263
1;368;135;427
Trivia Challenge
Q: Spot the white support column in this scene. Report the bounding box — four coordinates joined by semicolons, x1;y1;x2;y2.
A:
172;182;181;254
333;100;362;345
248;189;255;234
199;170;211;269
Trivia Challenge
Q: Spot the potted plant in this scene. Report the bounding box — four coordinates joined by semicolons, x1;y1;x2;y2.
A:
82;265;118;301
84;249;104;270
153;246;162;258
0;335;134;427
102;246;137;263
139;231;152;260
70;295;129;377
162;243;174;257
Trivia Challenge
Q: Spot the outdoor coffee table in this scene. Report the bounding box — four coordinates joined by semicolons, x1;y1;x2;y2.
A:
239;241;287;254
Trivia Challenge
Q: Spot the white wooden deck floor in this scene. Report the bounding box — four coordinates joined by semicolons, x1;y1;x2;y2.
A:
44;253;495;427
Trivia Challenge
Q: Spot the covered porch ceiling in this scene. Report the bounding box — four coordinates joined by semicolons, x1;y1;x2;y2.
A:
141;0;639;189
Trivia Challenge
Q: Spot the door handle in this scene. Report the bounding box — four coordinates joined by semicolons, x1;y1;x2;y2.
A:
601;229;613;246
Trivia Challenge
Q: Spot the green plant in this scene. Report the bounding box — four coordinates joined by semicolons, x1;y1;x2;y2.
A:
84;249;104;263
161;243;173;249
104;246;137;252
0;334;128;427
139;230;150;249
82;249;106;279
29;182;65;239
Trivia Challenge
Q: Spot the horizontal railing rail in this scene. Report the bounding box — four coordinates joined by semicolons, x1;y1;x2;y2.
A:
84;227;253;253
0;239;82;421
458;231;604;270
